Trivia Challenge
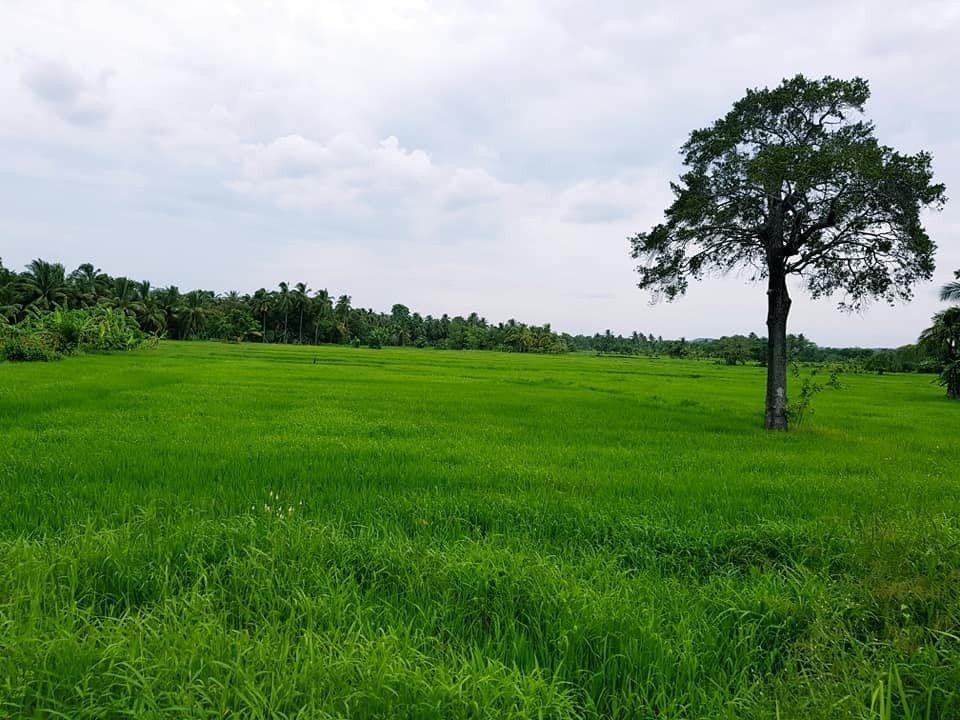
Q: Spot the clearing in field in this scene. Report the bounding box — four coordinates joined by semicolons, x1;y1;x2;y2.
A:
1;341;959;718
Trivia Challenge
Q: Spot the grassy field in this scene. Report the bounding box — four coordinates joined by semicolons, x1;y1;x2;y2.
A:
1;341;958;719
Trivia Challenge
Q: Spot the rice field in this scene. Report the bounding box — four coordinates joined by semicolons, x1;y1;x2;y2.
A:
1;341;958;719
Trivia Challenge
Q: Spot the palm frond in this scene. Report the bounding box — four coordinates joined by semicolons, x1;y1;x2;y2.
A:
940;281;960;303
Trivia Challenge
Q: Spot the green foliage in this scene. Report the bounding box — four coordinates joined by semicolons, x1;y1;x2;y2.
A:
1;342;958;718
0;327;59;361
919;281;960;399
0;306;144;361
630;75;945;306
667;337;689;358
785;363;843;427
629;74;947;428
367;326;390;349
940;270;960;303
937;359;960;399
3;257;951;375
0;258;571;353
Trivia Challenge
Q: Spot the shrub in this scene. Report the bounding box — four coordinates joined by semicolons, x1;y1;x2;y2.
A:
786;364;843;428
367;328;390;349
1;330;60;361
1;307;144;361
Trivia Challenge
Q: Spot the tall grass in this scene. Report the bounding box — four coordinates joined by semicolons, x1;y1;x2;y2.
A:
1;342;958;718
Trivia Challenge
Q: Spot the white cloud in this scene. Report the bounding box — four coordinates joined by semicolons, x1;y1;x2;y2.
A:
229;133;512;244
0;0;958;345
20;59;111;127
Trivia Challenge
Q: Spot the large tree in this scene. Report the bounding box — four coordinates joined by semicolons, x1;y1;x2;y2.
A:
630;75;946;429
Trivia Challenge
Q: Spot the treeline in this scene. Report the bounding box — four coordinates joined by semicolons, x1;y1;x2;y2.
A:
1;258;953;377
569;331;944;374
0;259;567;353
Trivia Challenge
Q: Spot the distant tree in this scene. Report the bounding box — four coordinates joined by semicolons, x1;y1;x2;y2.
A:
250;289;272;341
68;263;110;306
668;337;688;358
17;259;69;312
0;258;20;322
174;291;212;339
717;335;751;365
334;294;352;342
110;277;143;317
630;75;946;429
275;282;292;343
291;282;310;344
391;303;411;346
135;280;152;301
137;295;167;335
311;289;333;344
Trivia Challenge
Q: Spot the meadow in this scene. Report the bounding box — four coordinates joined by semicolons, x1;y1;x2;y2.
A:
1;341;958;719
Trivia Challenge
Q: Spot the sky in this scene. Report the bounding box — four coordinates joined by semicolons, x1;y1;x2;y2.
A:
1;1;958;346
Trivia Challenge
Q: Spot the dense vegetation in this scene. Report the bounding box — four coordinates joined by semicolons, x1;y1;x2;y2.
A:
1;258;955;383
919;271;960;399
0;306;144;361
2;341;958;718
0;258;567;354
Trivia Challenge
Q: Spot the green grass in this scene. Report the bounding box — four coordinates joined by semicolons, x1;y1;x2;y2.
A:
1;341;958;719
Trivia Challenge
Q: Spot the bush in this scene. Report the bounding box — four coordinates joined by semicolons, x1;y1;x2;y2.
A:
1;307;144;362
367;328;390;349
786;363;843;427
1;330;60;361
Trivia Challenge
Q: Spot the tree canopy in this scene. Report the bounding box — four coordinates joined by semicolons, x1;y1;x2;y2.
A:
630;75;947;428
631;76;945;306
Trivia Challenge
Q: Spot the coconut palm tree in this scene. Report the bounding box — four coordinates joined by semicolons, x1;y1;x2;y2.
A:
137;296;167;335
920;272;960;401
18;259;69;311
941;270;960;303
311;289;332;344
110;277;144;317
135;280;152;301
920;307;960;399
293;282;310;344
68;263;110;306
174;291;212;339
250;289;272;342
276;282;292;343
0;259;20;322
334;294;352;342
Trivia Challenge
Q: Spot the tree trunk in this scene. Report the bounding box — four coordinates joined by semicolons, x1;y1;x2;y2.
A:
299;310;304;345
764;268;792;430
262;313;267;342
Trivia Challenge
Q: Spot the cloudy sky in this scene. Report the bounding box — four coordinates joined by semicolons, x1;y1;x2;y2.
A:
2;1;958;346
